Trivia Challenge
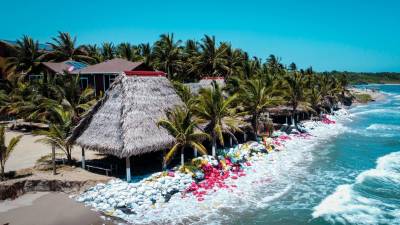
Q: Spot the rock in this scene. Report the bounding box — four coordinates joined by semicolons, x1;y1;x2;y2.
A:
137;186;145;194
116;200;126;208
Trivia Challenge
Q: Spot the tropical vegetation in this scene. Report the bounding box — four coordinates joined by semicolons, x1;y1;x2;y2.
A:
157;107;209;166
0;32;353;166
0;126;22;180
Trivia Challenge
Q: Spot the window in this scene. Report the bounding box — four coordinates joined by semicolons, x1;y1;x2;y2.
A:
28;74;43;82
104;74;118;92
109;74;117;84
80;77;89;90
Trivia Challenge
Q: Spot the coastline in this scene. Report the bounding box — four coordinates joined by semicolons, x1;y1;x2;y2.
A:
73;110;351;224
0;88;386;225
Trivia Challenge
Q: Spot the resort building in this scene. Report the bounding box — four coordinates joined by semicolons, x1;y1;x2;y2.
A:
68;71;182;181
27;58;159;96
72;58;156;96
0;39;51;81
28;60;88;81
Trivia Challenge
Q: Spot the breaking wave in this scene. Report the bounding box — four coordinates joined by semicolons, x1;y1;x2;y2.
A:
366;124;400;131
112;113;350;224
312;151;400;225
352;108;400;116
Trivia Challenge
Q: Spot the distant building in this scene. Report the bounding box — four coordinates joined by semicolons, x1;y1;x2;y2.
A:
185;77;226;94
71;58;156;96
0;39;51;80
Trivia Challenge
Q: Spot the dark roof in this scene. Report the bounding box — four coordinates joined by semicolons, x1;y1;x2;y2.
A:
73;58;144;74
42;60;88;74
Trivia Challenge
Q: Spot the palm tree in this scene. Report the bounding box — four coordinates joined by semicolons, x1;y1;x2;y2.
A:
266;54;284;76
181;39;200;81
45;32;93;63
307;86;323;115
117;43;142;61
138;43;152;66
83;44;102;64
0;81;41;120
172;81;196;109
192;35;228;77
152;33;182;79
0;126;22;180
1;36;43;79
319;74;338;112
193;81;242;157
283;71;310;126
335;74;350;104
239;58;261;79
157;106;209;166
224;45;246;77
239;78;282;136
101;42;115;61
59;74;96;123
35;107;74;164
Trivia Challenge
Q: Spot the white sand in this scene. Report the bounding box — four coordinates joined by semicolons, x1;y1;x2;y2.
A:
4;130;105;172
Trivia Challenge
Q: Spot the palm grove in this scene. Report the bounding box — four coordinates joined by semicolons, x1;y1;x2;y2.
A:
0;32;350;174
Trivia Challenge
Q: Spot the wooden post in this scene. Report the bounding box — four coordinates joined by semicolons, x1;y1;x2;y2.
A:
126;157;131;182
81;147;85;169
162;149;167;170
180;148;184;166
212;139;216;157
52;144;56;175
194;147;198;158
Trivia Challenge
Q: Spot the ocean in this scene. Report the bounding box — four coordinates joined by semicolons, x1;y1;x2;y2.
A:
230;84;400;225
64;85;400;225
107;85;400;225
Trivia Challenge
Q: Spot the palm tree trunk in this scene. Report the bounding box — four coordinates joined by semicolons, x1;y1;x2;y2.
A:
66;145;72;164
252;113;259;137
162;149;167;170
52;144;56;175
212;133;217;157
292;105;297;128
0;164;5;180
181;147;184;166
194;147;198;157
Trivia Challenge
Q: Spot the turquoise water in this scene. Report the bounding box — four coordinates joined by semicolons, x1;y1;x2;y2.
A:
232;85;400;225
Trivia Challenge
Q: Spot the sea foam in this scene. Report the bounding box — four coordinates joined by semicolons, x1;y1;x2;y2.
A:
366;123;400;131
116;110;350;225
312;152;400;225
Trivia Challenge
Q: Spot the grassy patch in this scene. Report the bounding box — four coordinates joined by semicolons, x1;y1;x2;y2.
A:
354;93;373;103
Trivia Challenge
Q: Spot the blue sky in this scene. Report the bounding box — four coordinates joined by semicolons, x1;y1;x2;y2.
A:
3;0;400;72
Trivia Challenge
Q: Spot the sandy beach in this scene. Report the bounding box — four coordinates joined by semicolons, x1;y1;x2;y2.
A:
4;130;105;173
0;192;115;225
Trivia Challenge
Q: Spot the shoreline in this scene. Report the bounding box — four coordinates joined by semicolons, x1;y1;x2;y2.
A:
74;110;351;224
0;89;385;225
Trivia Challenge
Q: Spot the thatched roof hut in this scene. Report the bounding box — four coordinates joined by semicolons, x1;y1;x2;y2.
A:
267;105;311;116
185;77;225;94
68;72;183;159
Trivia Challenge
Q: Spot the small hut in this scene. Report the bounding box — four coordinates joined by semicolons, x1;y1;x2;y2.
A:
185;77;225;94
68;71;183;181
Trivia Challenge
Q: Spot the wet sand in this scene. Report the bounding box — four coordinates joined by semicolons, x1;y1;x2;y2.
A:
0;192;115;225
